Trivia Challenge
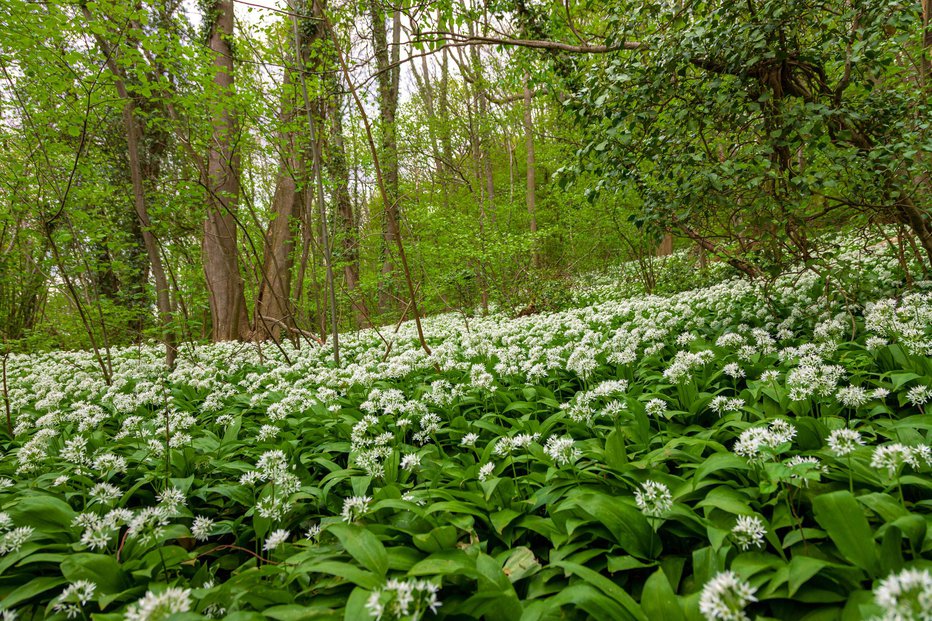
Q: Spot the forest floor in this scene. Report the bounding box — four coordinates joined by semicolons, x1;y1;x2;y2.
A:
1;242;931;620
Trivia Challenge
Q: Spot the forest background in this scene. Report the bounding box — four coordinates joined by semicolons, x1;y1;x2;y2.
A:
0;0;929;364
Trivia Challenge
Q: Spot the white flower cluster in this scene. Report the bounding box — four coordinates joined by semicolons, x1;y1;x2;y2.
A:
0;512;32;556
543;436;581;467
52;580;96;619
239;450;301;520
699;570;757;621
634;481;673;517
124;587;192;621
871;567;932;621
365;578;442;621
733;419;796;461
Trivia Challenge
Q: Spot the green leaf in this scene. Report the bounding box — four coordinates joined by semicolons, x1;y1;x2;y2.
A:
60;554;129;593
0;576;67;609
297;560;380;590
328;524;388;577
604;429;628;470
552;560;647;621
788;556;828;597
412;526;458;554
560;490;655;557
408;550;476;577
472;553;523;621
812;491;880;575
641;568;685;621
491;509;521;534
520;584;632;621
343;587;371;621
6;494;75;532
502;547;541;583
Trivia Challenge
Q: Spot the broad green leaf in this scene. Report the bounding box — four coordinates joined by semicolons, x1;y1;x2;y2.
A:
328;524;388;577
6;494;75;532
60;554;129;593
552;560;647;621
641;568;685;621
0;576;67;609
812;491;880;575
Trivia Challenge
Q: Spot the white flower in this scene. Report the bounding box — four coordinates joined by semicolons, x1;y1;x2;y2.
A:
709;396;744;416
53;580;96;619
760;370;780;382
493;437;515;456
866;336;888;350
341;495;372;523
478;462;495;482
90;483;122;505
699;570;757;621
543;436;581;467
400;453;421;471
871;444;920;477
124;587;192;621
264;529;289;552
905;385;932;406
723;363;745;379
872;567;932;621
836;385;869;408
733;420;796;461
156;487;186;513
305;523;321;540
365;578;442;620
827;428;864;457
257;424;279;442
732;516;766;550
127;507;169;547
460;433;479;447
634;481;673;518
0;526;33;555
645;398;668;417
191;516;214;542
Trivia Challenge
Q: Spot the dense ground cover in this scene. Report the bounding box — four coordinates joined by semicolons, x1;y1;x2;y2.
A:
1;245;931;620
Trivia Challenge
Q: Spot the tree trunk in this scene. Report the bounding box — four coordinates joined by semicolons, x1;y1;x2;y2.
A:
440;44;452;210
82;5;177;366
523;75;539;267
254;151;299;341
371;0;401;314
204;0;248;341
326;88;366;327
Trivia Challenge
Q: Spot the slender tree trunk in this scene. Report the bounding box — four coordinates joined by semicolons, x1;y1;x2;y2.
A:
411;55;443;205
254;65;299;342
370;0;402;314
204;0;248;341
294;0;340;364
82;6;176;366
319;2;433;359
523;74;539;267
326;89;366;327
439;44;452;210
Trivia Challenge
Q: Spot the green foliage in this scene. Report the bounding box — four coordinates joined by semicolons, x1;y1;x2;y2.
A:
0;246;930;618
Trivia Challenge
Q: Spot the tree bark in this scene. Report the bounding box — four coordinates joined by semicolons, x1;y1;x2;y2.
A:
292;0;340;363
82;5;176;366
254;65;299;342
325;88;366;326
523;74;539;267
370;0;401;314
204;0;248;341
